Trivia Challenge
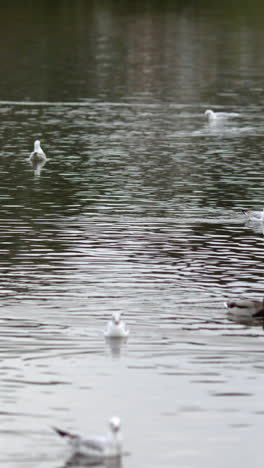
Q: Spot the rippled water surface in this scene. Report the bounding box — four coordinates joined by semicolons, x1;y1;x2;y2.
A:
1;2;264;467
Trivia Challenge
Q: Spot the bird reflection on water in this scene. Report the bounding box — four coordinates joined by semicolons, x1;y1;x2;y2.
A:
59;453;122;468
29;157;47;177
227;313;264;328
104;336;128;358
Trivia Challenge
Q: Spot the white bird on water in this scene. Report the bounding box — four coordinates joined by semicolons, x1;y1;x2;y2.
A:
244;209;264;222
104;312;129;338
204;109;239;123
54;416;123;458
225;298;264;320
29;140;46;162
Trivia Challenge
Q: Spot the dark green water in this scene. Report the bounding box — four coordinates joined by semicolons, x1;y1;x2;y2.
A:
1;2;264;468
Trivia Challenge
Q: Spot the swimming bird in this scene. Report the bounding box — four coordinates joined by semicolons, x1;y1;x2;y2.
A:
204;109;239;123
29;140;46;162
204;109;228;122
205;109;218;121
244;209;264;222
54;417;122;458
225;298;264;319
104;312;129;338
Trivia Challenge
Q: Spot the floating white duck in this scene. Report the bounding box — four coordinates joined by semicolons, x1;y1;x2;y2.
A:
205;109;217;121
244;209;264;222
204;109;239;123
54;416;122;458
225;298;264;320
29;140;46;162
104;312;129;338
204;109;227;122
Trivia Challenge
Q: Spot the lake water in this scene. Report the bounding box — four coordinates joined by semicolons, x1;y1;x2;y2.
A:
1;1;264;467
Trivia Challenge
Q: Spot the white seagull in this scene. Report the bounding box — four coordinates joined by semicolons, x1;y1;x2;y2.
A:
104;312;129;338
29;140;46;162
244;209;264;222
225;298;264;320
204;109;239;123
54;416;122;458
204;109;227;123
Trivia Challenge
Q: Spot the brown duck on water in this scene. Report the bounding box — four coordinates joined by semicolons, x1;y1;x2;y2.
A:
225;298;264;319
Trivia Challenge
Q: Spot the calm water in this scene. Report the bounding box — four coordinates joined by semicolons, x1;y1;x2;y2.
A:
1;2;264;467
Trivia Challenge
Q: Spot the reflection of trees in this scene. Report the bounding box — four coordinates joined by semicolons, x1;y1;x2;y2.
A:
0;1;263;101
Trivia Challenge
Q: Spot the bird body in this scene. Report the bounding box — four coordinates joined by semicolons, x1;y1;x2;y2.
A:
244;209;264;222
29;140;46;162
205;109;219;122
225;298;264;319
29;158;46;177
104;313;129;338
54;417;122;458
204;109;239;123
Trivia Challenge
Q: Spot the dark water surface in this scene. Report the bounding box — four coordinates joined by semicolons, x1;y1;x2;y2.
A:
1;2;264;467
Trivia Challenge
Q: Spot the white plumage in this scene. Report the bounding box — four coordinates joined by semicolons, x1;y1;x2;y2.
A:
244;209;264;222
29;140;46;162
104;313;129;338
204;109;239;123
54;416;122;458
